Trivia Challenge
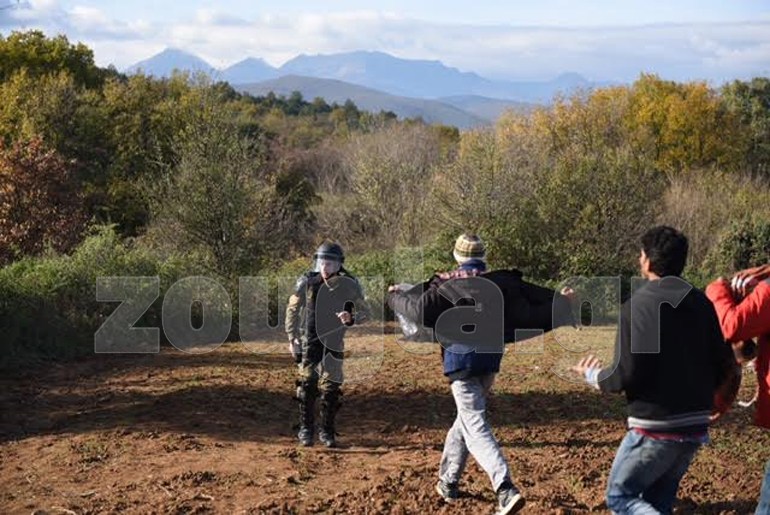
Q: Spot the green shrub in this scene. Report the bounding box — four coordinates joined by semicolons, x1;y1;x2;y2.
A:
700;218;770;280
0;225;206;369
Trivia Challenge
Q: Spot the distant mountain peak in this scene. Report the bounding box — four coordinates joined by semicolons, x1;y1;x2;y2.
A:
238;56;270;65
125;47;216;77
221;57;279;84
157;47;191;55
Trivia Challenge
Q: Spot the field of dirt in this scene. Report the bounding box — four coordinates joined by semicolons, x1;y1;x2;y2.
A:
1;324;768;514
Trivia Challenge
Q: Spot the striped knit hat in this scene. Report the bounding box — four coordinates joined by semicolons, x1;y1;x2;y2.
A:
453;233;486;264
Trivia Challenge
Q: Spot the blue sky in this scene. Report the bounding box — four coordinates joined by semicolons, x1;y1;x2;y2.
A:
1;0;769;82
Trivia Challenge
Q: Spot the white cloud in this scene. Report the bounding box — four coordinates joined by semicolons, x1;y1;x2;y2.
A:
28;0;58;12
67;5;142;39
70;5;106;25
1;5;768;83
193;8;248;27
2;0;60;26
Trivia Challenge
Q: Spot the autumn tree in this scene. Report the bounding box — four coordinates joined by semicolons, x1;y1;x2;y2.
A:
451;85;669;277
625;74;746;174
434;128;531;261
151;84;314;277
722;77;770;177
97;74;185;235
0;30;108;88
337;123;445;248
0;138;87;264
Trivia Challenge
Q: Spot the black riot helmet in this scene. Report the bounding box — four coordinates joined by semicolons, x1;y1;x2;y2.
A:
313;242;345;264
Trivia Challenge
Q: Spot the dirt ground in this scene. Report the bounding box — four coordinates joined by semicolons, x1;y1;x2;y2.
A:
1;325;768;514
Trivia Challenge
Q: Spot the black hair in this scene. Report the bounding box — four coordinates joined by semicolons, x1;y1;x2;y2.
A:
640;225;688;277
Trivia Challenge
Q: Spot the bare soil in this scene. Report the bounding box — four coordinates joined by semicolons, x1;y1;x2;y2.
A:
1;325;767;514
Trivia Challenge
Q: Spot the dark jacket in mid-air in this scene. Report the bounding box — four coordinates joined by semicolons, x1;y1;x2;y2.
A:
388;268;574;380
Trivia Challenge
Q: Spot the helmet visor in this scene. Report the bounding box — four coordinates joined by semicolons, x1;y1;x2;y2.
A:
314;258;341;277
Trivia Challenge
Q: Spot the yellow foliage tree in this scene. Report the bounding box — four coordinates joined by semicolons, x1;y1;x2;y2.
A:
625;74;747;174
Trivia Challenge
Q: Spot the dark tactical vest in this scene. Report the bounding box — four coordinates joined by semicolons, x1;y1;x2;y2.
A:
297;270;362;351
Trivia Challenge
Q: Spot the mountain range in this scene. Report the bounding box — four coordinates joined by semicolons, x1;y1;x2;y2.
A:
127;48;602;127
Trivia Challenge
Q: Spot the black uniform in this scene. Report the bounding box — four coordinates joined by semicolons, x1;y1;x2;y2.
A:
285;267;365;446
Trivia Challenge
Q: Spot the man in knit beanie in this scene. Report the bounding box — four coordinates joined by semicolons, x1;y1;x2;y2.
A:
389;233;526;515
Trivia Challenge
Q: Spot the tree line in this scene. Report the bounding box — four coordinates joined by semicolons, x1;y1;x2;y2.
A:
1;30;769;366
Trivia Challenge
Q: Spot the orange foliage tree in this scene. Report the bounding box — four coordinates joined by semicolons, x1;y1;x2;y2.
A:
0;137;87;265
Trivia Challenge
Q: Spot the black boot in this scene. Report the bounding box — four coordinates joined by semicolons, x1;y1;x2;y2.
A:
319;389;341;448
297;381;317;447
297;424;314;446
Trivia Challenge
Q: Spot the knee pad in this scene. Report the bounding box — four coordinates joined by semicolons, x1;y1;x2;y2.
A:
297;378;319;402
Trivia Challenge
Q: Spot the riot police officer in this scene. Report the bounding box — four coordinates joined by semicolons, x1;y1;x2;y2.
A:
285;242;365;447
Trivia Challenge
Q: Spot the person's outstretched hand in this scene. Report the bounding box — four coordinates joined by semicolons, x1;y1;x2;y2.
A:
571;355;602;376
730;263;770;299
337;311;353;325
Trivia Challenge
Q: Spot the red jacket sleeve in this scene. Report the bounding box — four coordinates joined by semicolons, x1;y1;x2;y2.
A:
705;280;770;342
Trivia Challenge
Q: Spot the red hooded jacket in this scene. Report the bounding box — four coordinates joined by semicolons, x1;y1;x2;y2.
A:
706;280;770;429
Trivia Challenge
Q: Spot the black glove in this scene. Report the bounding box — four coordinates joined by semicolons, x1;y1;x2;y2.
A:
289;338;302;364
